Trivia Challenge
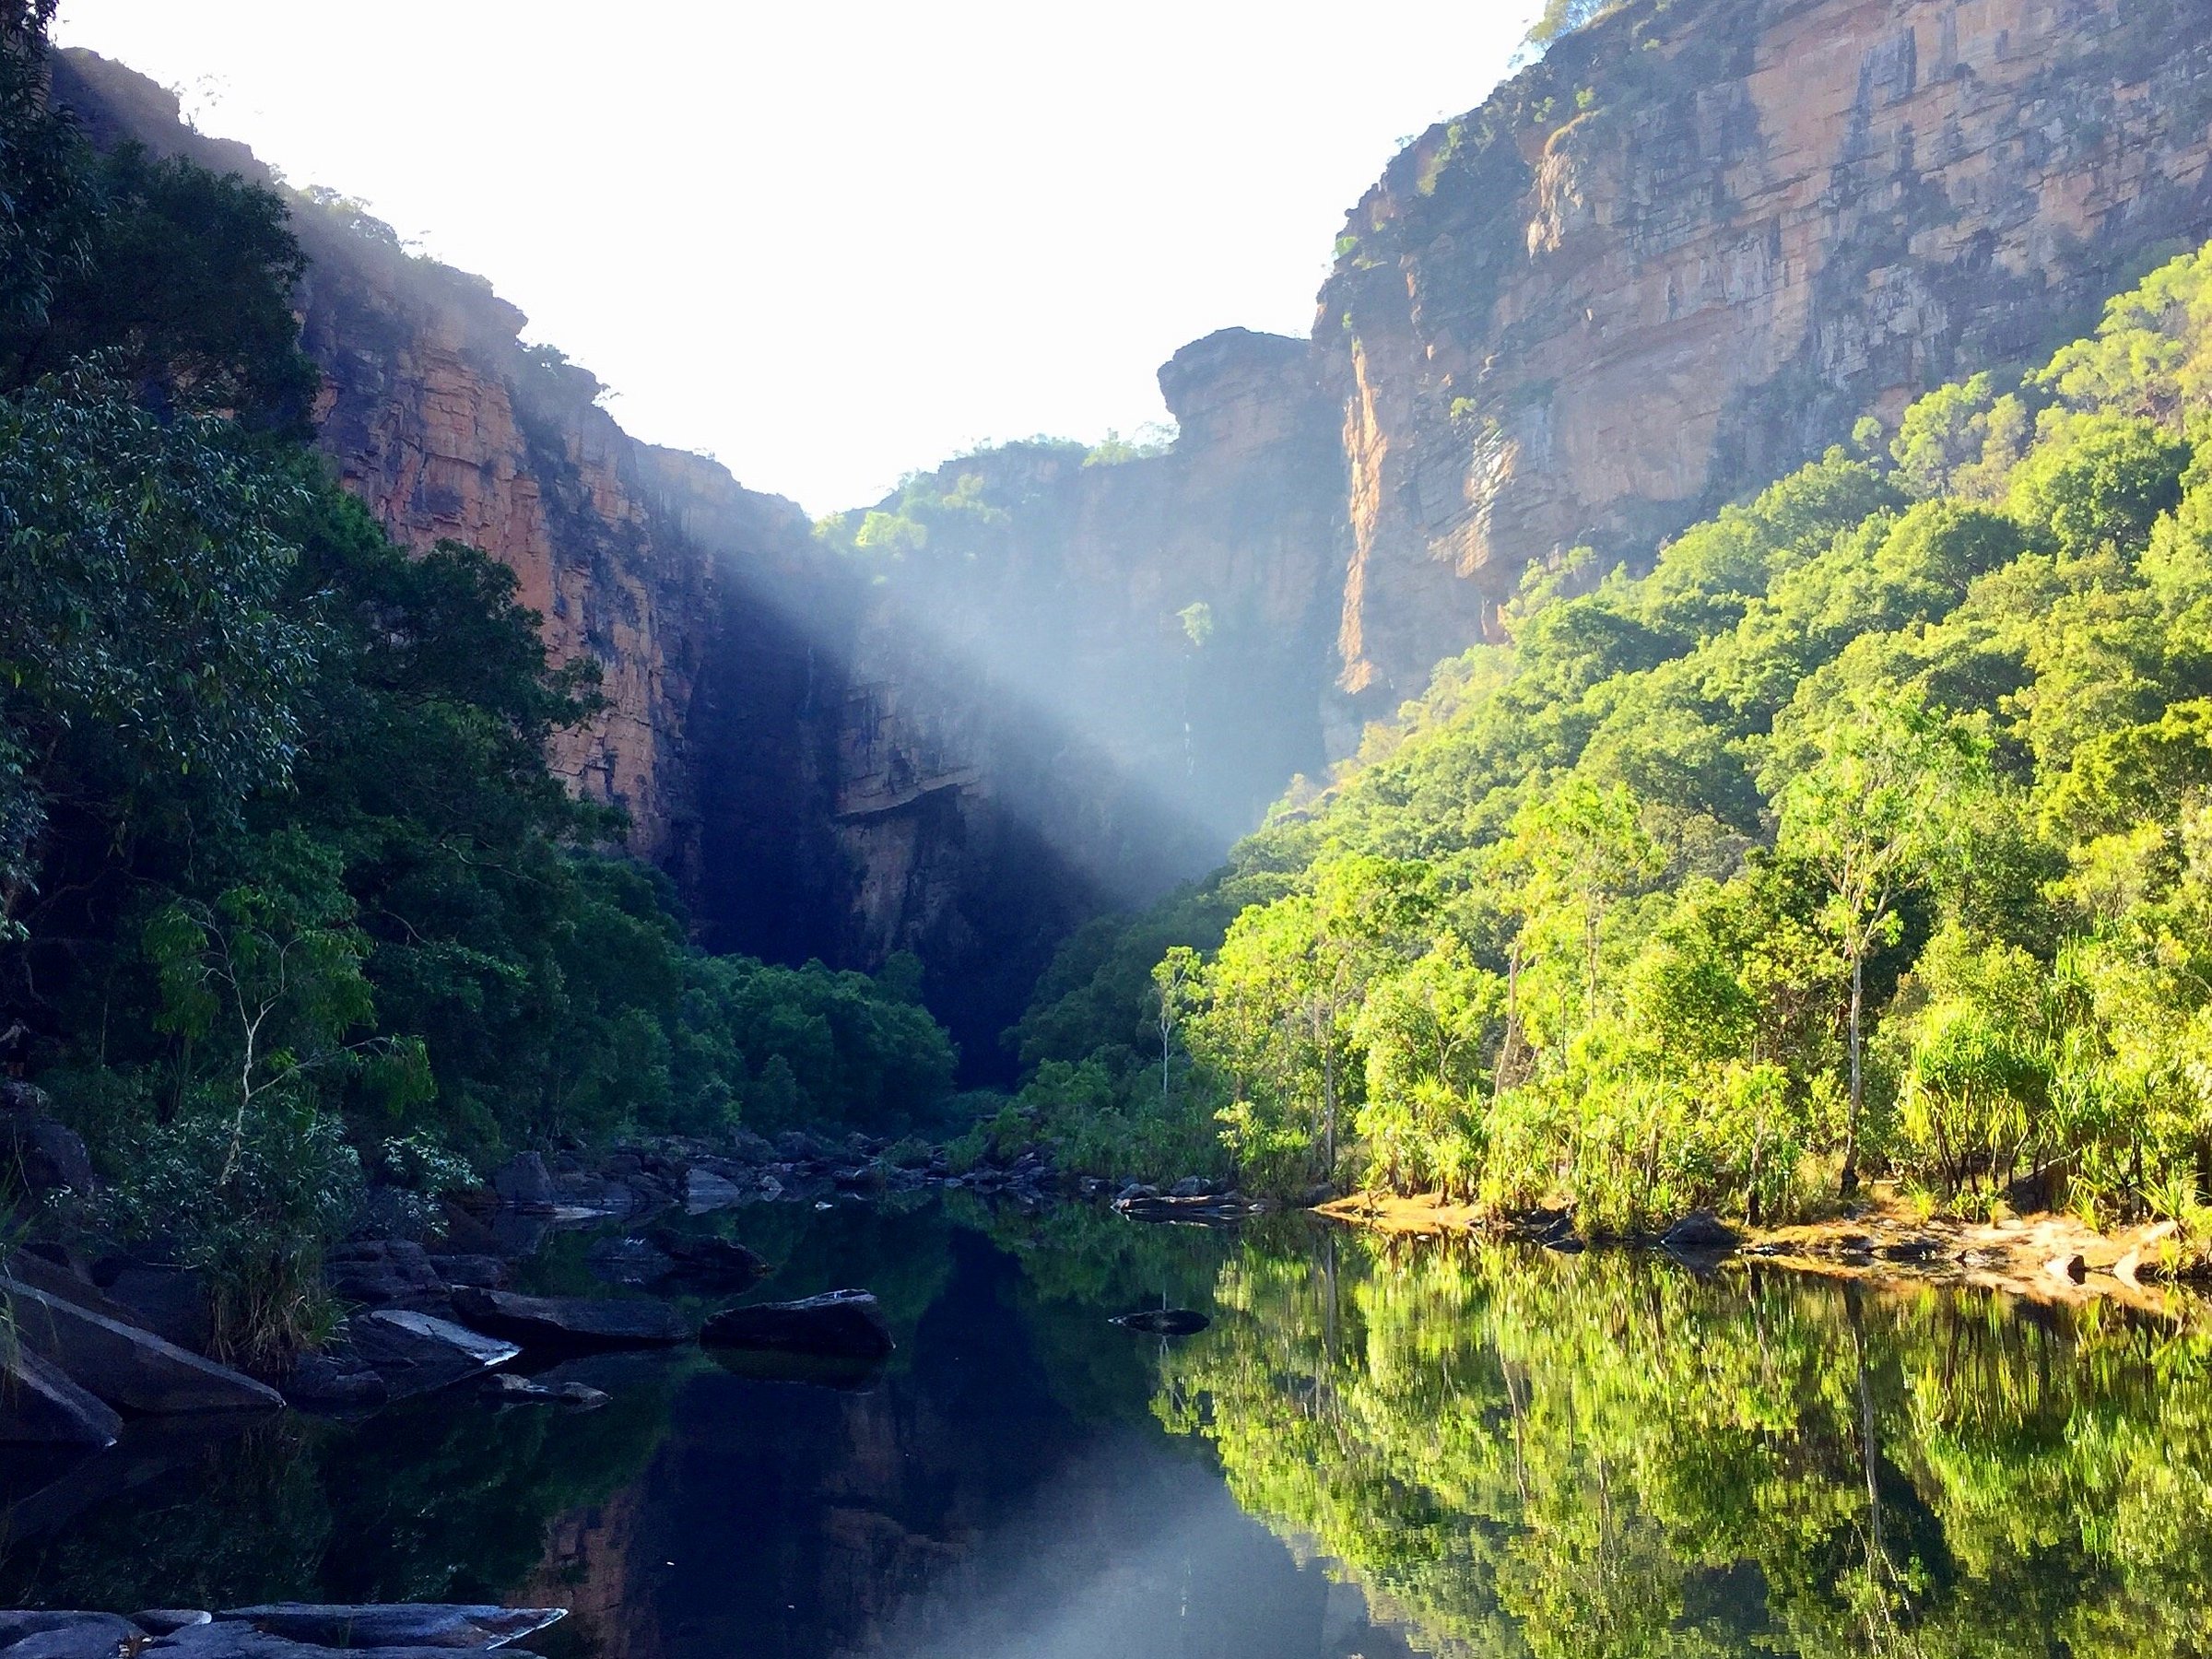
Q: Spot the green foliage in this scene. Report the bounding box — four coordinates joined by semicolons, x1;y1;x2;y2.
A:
1019;240;2212;1238
0;8;959;1358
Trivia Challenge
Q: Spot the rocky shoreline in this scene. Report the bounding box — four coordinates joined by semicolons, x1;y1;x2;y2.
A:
1318;1191;2212;1314
6;1081;1274;1462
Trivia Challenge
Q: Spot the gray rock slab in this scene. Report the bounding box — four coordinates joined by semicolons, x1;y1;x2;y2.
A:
448;1288;691;1350
0;1345;124;1446
1;1277;281;1414
347;1310;519;1400
216;1605;565;1650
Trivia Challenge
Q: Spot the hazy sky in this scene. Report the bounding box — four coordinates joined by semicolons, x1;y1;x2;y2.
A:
52;2;1536;513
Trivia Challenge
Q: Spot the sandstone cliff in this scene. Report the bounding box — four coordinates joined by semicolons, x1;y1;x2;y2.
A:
1323;0;2212;718
824;328;1340;1034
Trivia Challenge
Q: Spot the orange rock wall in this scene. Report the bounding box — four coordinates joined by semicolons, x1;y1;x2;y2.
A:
1323;0;2212;716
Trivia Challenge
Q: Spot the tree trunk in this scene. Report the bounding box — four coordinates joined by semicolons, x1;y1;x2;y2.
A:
1841;951;1865;1195
1321;1030;1337;1184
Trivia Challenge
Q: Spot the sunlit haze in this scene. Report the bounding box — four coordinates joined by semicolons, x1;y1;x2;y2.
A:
52;1;1537;513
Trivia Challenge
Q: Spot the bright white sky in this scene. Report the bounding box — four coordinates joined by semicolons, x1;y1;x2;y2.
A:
53;1;1536;514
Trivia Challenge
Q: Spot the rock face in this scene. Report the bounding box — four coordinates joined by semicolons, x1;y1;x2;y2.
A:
820;330;1342;1042
45;54;1337;1062
1321;0;2212;718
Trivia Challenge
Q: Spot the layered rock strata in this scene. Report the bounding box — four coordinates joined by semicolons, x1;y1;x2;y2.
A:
1323;0;2212;715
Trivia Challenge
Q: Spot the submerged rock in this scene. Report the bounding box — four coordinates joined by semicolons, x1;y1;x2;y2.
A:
701;1290;894;1359
281;1350;389;1411
585;1235;676;1287
0;1278;281;1415
348;1310;519;1399
481;1373;608;1409
448;1287;692;1350
1112;1308;1211;1336
646;1230;768;1288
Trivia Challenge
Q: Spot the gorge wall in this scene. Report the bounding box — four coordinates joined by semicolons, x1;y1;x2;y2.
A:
52;0;2212;1060
1323;0;2212;720
52;51;1344;1064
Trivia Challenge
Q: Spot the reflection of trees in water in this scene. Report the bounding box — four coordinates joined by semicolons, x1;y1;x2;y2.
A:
1155;1233;2212;1658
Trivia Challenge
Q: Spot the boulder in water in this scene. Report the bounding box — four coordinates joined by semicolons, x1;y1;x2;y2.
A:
448;1287;692;1350
1660;1211;1740;1254
701;1290;893;1359
348;1310;519;1399
488;1153;556;1212
1112;1308;1210;1336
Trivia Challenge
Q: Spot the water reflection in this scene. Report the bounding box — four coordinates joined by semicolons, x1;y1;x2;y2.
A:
1159;1234;2212;1658
6;1201;2207;1658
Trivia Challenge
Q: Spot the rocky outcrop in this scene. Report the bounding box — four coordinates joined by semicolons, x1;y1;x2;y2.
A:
822;329;1342;1045
1322;0;2212;717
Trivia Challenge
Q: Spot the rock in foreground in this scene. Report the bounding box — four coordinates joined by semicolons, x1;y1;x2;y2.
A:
218;1605;563;1650
700;1290;893;1359
0;1278;281;1415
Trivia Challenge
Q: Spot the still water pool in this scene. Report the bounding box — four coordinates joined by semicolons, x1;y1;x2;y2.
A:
5;1196;2207;1657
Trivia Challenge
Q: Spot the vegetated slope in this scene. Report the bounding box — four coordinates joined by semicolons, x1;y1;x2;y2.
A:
0;9;953;1359
1015;240;2212;1249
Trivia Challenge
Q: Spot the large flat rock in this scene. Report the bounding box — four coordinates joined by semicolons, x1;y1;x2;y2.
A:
700;1290;894;1359
217;1606;565;1650
149;1628;543;1659
347;1310;519;1399
0;1611;144;1659
0;1277;281;1415
0;1346;123;1446
447;1288;691;1350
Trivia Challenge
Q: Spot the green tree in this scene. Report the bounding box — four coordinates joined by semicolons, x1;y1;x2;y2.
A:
1776;692;1992;1190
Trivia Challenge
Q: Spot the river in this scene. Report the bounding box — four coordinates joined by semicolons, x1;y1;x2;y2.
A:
4;1195;2206;1657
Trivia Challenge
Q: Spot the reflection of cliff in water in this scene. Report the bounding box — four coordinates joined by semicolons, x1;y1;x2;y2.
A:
534;1225;1412;1659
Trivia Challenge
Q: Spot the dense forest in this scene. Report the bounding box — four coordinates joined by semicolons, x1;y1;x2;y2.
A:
1015;241;2212;1253
0;5;955;1356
